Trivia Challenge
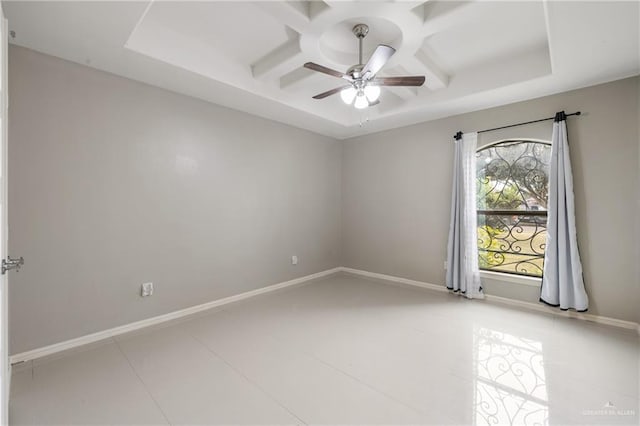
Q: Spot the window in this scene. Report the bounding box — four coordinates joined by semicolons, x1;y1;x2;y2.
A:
476;140;551;277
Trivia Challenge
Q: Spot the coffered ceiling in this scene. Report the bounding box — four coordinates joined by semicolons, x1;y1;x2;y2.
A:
4;1;639;139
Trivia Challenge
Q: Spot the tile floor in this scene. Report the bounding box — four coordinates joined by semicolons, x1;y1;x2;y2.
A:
9;274;640;425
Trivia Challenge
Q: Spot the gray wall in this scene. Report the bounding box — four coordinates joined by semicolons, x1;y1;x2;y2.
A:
8;46;640;354
8;46;342;354
342;77;640;323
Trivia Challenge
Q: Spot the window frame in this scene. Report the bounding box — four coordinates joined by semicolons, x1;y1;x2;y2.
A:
476;138;551;280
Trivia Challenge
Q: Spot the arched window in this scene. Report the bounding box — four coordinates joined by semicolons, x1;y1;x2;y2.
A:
476;140;551;277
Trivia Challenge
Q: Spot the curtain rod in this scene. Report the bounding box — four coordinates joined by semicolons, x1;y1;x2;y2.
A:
453;111;581;140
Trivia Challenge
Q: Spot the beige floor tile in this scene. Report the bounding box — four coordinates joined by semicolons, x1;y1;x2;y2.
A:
10;342;168;425
10;274;640;425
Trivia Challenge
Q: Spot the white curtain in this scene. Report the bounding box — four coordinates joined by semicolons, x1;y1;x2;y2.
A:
446;132;483;299
540;113;588;311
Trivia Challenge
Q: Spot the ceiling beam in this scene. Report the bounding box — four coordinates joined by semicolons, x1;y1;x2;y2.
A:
279;67;315;90
251;33;306;81
388;1;427;12
384;86;418;102
420;1;480;38
398;53;448;91
413;50;448;90
254;1;310;34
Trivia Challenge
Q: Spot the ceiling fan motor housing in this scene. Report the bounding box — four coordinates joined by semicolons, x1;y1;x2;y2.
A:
347;64;364;81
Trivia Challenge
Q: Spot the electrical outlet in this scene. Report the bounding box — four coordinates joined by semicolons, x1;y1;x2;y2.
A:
291;255;298;265
141;282;153;297
444;261;448;270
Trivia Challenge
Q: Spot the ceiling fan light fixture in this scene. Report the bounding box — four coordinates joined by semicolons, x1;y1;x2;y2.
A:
354;93;369;109
340;87;357;104
364;85;380;102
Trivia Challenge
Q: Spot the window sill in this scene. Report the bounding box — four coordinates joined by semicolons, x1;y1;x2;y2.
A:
480;270;541;287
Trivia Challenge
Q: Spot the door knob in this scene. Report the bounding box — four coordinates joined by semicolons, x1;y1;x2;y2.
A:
2;256;24;274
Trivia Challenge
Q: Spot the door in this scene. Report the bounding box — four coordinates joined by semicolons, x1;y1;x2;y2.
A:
0;4;8;424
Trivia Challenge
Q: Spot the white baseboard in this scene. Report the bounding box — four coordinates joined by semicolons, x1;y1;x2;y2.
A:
10;265;640;365
340;267;640;334
340;267;448;294
9;267;341;365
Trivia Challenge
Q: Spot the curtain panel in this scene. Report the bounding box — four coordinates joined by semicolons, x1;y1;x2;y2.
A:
540;112;589;311
446;132;483;299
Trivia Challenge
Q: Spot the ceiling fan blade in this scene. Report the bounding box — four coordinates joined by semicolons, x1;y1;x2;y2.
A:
304;62;347;79
361;45;396;79
368;99;380;107
370;76;426;87
312;85;351;99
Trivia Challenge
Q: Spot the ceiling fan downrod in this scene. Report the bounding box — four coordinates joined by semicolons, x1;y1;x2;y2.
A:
352;23;369;66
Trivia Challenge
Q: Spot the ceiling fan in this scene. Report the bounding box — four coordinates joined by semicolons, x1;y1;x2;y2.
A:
304;23;425;109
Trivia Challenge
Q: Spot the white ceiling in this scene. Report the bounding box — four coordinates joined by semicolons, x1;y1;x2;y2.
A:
4;1;639;139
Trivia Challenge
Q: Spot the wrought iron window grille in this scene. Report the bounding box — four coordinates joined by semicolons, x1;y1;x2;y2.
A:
476;140;551;277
